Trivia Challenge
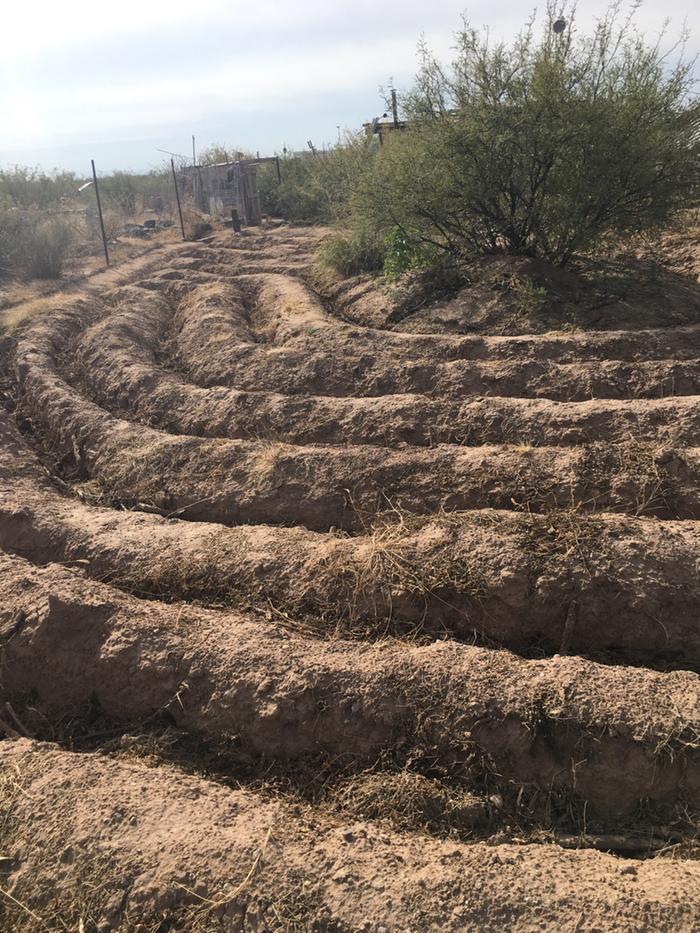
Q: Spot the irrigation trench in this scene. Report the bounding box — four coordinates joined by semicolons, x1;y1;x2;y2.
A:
1;225;699;930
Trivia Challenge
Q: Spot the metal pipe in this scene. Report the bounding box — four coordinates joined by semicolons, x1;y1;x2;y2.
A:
91;159;109;267
391;89;399;128
171;158;186;241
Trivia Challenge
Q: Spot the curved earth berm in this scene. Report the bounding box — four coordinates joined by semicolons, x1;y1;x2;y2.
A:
0;225;699;931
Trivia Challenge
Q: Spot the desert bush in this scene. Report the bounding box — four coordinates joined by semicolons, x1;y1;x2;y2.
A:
0;211;75;278
93;207;124;242
198;143;255;165
100;171;137;215
353;2;700;267
259;135;374;224
132;168;173;211
95;167;172;219
259;156;328;221
317;230;386;276
0;211;29;275
0;164;178;280
27;217;75;278
0;166;80;209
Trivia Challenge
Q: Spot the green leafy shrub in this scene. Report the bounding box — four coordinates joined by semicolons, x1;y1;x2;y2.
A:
317;230;386;276
259;135;375;224
382;226;448;277
355;2;699;266
259;156;330;221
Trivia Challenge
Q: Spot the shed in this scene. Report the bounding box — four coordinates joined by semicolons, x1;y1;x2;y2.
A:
185;157;278;225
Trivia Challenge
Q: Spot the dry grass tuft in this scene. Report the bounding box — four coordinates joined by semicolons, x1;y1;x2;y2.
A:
306;503;491;639
1;293;76;333
177;280;234;312
330;770;489;836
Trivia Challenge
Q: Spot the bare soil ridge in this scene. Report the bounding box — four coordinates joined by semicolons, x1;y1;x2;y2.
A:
4;741;700;932
1;224;700;929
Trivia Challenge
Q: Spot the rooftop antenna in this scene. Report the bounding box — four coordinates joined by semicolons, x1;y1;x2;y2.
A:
156;147;189;161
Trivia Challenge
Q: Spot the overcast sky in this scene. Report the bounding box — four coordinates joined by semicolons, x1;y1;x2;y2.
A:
1;0;697;174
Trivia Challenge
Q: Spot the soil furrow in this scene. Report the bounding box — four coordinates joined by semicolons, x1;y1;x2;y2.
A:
3;741;699;932
75;295;700;462
14;312;700;529
170;278;700;396
1;407;699;663
3;223;700;926
2;552;699;817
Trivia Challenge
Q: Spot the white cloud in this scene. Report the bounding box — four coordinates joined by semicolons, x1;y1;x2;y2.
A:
1;0;227;58
1;0;697;156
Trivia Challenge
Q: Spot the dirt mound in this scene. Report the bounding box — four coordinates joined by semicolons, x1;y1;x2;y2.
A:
3;550;700;819
327;220;700;337
1;223;700;929
4;741;700;933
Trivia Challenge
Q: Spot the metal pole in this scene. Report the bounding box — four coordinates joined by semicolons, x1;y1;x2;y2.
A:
191;138;198;213
171;158;186;241
91;159;109;267
391;89;399;128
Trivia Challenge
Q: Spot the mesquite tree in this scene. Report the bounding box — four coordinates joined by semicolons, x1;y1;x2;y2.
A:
360;2;699;266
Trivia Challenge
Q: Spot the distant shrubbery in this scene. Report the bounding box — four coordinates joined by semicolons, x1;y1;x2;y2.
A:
3;3;697;283
0;164;173;279
259;135;373;224
265;3;699;278
197;144;257;165
0;166;79;209
0;165;172;215
0;211;76;279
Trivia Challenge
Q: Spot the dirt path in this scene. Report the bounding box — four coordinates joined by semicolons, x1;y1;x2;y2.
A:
1;224;699;931
0;231;186;322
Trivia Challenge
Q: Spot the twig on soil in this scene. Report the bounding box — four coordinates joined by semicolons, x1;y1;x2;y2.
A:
71;682;191;742
174;825;273;910
0;885;47;927
558;601;578;656
556;833;669;853
3;703;35;739
164;493;221;520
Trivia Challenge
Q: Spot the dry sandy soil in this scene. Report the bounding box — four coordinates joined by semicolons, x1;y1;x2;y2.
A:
1;222;700;931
